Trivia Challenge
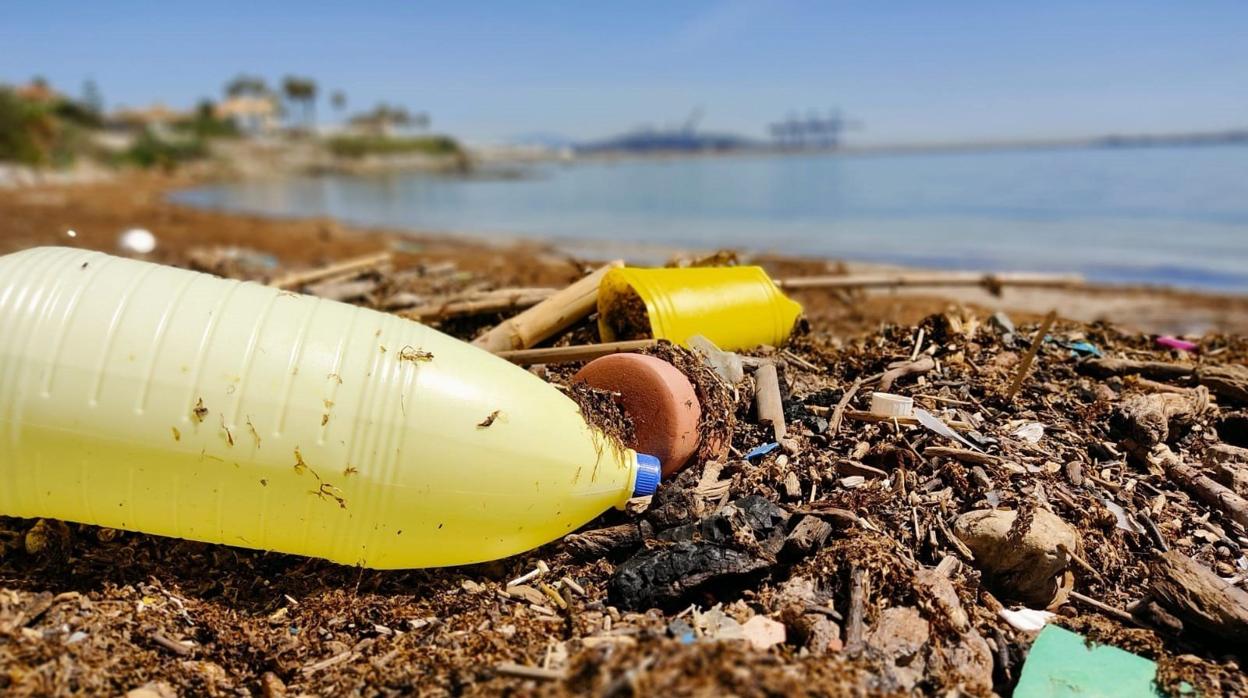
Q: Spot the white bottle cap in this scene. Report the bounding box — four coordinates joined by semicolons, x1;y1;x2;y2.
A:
870;392;914;418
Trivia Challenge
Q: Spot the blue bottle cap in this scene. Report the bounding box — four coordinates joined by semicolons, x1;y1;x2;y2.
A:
632;453;661;496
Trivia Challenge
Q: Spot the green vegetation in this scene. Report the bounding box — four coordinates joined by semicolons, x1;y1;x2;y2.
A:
172;100;240;140
116;130;206;170
327;134;462;159
0;87;90;166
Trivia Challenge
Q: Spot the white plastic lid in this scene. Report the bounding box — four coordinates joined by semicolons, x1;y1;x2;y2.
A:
870;392;914;418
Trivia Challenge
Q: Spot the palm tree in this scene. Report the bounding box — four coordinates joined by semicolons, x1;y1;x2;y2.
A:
331;90;347;115
225;74;269;99
281;76;318;129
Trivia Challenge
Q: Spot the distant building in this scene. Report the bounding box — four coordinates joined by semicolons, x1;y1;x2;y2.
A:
215;96;279;135
13;80;61;104
111;103;188;130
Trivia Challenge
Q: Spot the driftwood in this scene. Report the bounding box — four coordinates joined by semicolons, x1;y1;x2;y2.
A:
563;521;652;559
1150;550;1248;643
1197;364;1248;405
782;515;834;559
398;288;556;321
1205;444;1248;496
775;271;1083;292
496;340;658;366
473;261;622;352
845;566;868;653
1078;357;1196;381
1110;389;1209;450
268;251;391;290
1148;445;1248;528
754;362;786;441
878;355;935;392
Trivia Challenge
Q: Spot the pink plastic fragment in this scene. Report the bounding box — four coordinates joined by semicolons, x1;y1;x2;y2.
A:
1156;336;1199;353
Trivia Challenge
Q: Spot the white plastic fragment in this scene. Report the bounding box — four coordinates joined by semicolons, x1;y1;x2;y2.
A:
688;334;745;385
1102;499;1146;535
914;408;983;452
999;607;1054;632
870;392;914;418
1012;422;1045;444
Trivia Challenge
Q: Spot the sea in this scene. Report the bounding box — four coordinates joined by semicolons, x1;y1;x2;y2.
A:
171;144;1248;292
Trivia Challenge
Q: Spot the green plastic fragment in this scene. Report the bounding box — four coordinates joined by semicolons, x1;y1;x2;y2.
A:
1015;626;1163;697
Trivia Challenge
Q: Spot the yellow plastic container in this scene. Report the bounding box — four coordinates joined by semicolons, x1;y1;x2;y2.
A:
598;266;803;351
0;248;659;569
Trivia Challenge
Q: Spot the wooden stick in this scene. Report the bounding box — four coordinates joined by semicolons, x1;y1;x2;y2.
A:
845;565;868;653
776;271;1083;291
268;251;392;290
1149;445;1248;528
844;411;974;430
473;261;623;352
923;446;1002;467
494;662;567;681
1068;591;1139;626
754;362;786;441
496;339;658;366
829;378;862;437
399;288;557;321
1005;310;1057;401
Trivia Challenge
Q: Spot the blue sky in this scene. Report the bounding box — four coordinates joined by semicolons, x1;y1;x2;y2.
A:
3;1;1246;144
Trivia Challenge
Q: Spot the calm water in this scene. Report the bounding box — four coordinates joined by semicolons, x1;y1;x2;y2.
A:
173;145;1248;291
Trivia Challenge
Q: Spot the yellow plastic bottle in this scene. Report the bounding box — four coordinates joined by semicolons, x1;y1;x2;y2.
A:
0;247;659;568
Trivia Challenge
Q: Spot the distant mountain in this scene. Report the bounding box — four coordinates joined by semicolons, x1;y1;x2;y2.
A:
507;132;577;149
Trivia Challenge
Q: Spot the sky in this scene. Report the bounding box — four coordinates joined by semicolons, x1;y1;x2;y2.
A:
3;1;1247;145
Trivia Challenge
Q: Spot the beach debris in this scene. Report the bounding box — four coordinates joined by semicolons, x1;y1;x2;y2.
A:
687;334;745;384
775;270;1083;293
1156;335;1199;353
475;261;622;352
1010;421;1045;444
953;508;1080;608
1151;551;1248;643
1051;336;1103;358
609;496;789;610
753;362;786;441
268;251;391;290
1101;498;1146;535
1014;626;1164;698
1197;364;1248;405
988;311;1015;339
399;287;556;321
869;391;913;418
741;615;786;651
1110;390;1209;450
1005;310;1057;400
1142;444;1248;527
598;266;803;351
186;246;279;278
118;228;157;255
998;607;1054;632
877;355;935;392
573;353;702;476
914;408;982;452
744;442;779;460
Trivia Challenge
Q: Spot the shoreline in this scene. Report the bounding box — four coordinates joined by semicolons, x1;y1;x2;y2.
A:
4;170;1248;336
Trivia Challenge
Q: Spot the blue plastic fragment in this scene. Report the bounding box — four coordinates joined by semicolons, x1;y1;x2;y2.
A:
744;442;780;460
1046;336;1103;358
